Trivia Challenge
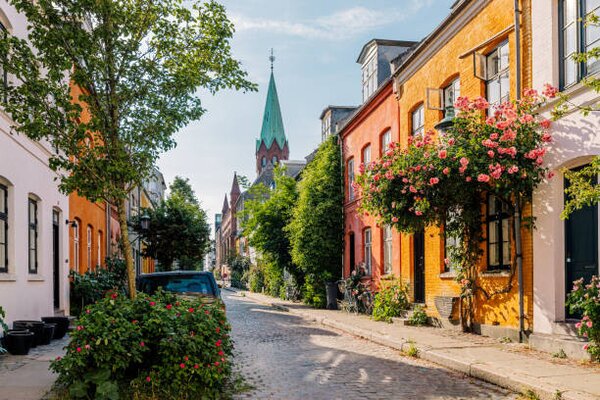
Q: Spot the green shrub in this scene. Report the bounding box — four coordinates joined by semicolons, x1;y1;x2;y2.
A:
372;279;410;323
263;259;284;298
303;274;328;309
69;257;128;316
247;263;265;293
567;275;600;361
229;255;250;289
408;305;428;326
51;291;232;399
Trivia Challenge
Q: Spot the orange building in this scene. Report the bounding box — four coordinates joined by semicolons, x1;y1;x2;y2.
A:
391;0;532;339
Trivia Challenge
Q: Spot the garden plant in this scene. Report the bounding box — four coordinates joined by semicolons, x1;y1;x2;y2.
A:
372;278;410;323
567;275;600;361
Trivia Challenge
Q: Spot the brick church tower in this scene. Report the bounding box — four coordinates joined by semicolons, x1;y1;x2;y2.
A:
256;51;289;175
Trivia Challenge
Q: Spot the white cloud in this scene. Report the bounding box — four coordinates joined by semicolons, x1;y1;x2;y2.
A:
231;2;433;41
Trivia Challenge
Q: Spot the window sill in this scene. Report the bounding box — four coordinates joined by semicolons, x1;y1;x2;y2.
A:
0;273;17;282
439;271;457;279
481;270;511;278
27;274;45;282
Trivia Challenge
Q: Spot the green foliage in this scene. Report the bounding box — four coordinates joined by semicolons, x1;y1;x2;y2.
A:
0;0;255;297
372;279;410;323
242;167;303;290
51;291;232;399
287;136;343;307
562;158;600;220
229;255;251;289
247;263;265;293
408;305;428;326
134;177;210;270
69;258;128;316
567;275;600;361
0;305;7;354
404;340;419;358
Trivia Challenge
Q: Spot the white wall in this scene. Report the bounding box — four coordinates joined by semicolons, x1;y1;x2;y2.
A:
0;1;70;327
531;0;600;334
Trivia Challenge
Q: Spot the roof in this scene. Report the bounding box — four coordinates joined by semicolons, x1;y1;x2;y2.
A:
319;105;359;120
256;71;287;151
230;172;241;197
221;194;229;214
280;160;306;179
252;163;275;187
356;39;419;64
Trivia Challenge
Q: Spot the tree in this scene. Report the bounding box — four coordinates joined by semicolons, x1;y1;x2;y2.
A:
0;0;255;297
135;177;210;270
242;167;302;292
287;136;344;308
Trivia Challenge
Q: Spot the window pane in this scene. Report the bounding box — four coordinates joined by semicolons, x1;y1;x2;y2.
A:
586;0;600;14
0;244;5;270
487;49;499;76
564;58;578;86
565;0;577;23
29;201;35;221
489;220;499;243
499;71;510;102
499;43;509;71
586;23;600;48
363;145;371;164
489;244;499;267
564;24;577;56
0;187;5;212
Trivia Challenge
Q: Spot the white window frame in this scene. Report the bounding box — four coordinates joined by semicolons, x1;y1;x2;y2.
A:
443;78;461;116
347;158;355;201
0;184;7;273
411;105;424;137
28;198;38;274
364;228;372;276
383;225;393;275
381;130;392;153
485;41;510;113
97;231;102;268
73;222;80;270
87;226;92;271
362;144;371;165
362;55;378;102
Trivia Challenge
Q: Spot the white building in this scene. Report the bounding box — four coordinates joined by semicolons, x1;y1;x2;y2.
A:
530;0;600;357
0;2;70;327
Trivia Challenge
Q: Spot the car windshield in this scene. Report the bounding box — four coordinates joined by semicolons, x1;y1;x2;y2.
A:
140;274;215;296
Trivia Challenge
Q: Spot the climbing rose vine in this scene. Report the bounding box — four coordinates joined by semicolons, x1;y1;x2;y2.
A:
355;87;556;327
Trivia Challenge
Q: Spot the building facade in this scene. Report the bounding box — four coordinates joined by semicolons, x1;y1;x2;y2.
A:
0;1;70;325
529;0;600;355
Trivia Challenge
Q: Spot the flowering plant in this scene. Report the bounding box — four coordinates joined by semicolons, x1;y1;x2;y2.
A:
567;275;600;361
51;290;231;399
356;88;556;327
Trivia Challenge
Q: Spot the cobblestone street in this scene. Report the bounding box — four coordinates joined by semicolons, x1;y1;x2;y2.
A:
226;291;517;400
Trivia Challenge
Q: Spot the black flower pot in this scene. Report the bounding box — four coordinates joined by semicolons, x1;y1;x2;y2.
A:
4;331;34;355
41;317;69;339
40;323;56;345
13;321;44;347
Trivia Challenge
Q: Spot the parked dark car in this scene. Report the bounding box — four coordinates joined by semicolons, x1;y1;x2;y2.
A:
137;271;222;305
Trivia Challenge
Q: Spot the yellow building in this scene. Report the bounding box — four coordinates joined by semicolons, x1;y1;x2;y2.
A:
392;0;532;340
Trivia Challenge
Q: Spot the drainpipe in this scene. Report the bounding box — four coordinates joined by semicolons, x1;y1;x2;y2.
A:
514;0;525;343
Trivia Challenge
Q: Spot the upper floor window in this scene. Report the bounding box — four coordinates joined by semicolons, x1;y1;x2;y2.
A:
362;144;371;165
28;199;38;274
383;225;393;275
560;0;600;88
444;211;461;272
97;230;103;267
487;195;512;270
73;221;80;270
380;130;391;154
362;56;378;102
364;228;372;275
347;158;355;201
261;156;267;168
0;185;7;273
322;116;331;141
443;78;461;116
411;105;424;136
87;226;92;271
272;156;278;165
486;41;510;112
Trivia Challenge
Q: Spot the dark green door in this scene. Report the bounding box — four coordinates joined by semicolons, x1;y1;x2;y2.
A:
565;171;598;319
413;230;425;303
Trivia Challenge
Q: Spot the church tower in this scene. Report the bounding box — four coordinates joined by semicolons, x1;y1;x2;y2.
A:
256;50;289;175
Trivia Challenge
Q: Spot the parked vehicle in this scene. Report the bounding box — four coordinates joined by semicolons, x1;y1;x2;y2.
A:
137;271;222;305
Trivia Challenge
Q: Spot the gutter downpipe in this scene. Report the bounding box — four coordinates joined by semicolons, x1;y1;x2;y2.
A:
514;0;525;343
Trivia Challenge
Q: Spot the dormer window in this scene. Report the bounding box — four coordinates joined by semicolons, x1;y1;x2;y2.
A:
261;157;267;168
321;115;331;141
272;156;278;165
362;55;378;102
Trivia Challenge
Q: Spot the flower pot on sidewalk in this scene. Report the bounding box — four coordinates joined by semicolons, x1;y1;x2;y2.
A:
4;330;34;355
326;282;339;310
40;323;56;345
13;321;44;347
41;317;69;339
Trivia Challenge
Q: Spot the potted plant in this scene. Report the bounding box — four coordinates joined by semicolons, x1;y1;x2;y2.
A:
42;316;70;339
4;330;34;355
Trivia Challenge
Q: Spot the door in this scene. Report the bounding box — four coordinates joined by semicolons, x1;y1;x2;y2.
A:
52;211;60;309
565;170;598;318
349;233;355;273
413;230;425;303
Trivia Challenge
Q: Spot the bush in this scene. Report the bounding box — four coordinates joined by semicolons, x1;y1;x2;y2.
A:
247;263;264;293
567;275;600;361
70;257;128;316
229;255;250;289
51;290;231;399
372;279;410;323
408;305;428;326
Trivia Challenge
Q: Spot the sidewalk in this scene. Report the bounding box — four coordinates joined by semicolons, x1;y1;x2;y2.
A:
0;338;66;400
232;288;600;400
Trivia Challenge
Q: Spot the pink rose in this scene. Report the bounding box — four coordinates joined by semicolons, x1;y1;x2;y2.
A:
180;363;186;369
454;96;470;111
587;320;593;328
146;376;151;382
392;217;398;223
438;150;447;159
460;157;469;167
76;347;82;352
473;96;489;110
543;83;559;98
149;301;156;307
443;167;450;175
85;344;90;350
465;176;472;182
542;132;552;142
487;150;495;158
429;177;440;185
409;186;417;193
477;174;490;183
415;211;423;216
540;119;551;129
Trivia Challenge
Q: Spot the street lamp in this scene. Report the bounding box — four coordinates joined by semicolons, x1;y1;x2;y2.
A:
140;212;150;232
434;105;456;134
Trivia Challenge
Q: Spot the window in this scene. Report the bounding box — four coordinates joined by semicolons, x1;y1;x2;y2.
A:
362;144;371;165
444;211;461;272
487;195;512;270
97;231;102;268
381;130;391;154
411;105;424;136
0;23;7;96
272;155;278;165
322;116;331;141
443;78;461;115
486;41;510;113
347;158;355;201
362;56;378;101
73;221;80;270
0;185;7;273
560;0;600;88
383;225;392;275
28;199;38;274
87;226;92;271
364;228;372;275
261;157;266;168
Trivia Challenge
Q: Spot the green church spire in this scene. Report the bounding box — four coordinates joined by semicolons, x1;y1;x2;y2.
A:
256;51;286;151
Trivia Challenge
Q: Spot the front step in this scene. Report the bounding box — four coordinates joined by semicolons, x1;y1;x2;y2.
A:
529;332;590;361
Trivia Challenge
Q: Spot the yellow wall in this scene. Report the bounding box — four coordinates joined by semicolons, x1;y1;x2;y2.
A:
396;0;532;329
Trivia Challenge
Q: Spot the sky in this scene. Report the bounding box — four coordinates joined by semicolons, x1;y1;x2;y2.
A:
156;0;455;236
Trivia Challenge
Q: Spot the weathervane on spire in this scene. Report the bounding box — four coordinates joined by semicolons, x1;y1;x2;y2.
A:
269;48;275;72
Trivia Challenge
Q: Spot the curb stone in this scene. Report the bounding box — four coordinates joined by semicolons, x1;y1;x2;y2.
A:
238;290;596;400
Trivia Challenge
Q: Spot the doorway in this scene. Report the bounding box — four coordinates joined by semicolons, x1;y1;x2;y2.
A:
413;230;425;303
52;210;60;310
349;232;355;274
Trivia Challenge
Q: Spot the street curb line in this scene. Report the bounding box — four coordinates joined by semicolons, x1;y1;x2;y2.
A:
238;291;593;400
